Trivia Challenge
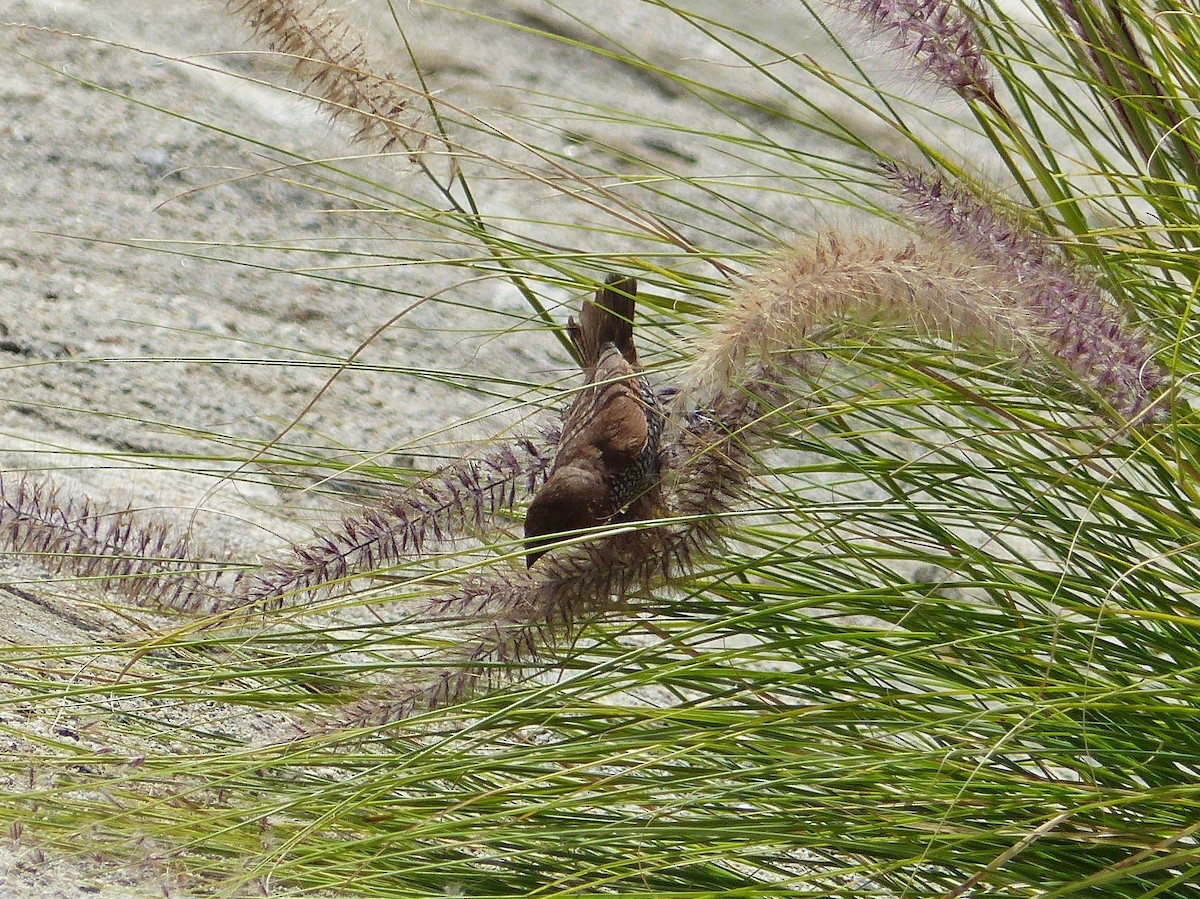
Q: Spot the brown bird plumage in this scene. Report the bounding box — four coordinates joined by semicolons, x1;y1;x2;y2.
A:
524;275;663;566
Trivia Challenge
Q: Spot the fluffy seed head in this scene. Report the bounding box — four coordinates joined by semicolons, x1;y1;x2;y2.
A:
885;164;1167;419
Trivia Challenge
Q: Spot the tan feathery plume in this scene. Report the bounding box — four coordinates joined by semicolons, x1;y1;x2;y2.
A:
679;232;1042;404
226;0;428;153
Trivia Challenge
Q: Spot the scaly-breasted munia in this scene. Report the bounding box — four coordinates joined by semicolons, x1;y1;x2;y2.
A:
524;275;663;566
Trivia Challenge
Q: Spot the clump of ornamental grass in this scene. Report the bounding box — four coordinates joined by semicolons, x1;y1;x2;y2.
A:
2;1;1199;897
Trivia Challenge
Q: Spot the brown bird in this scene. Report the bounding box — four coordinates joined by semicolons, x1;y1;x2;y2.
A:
524;275;663;566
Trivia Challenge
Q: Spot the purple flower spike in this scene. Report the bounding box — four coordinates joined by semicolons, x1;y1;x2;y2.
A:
885;164;1167;419
828;0;997;102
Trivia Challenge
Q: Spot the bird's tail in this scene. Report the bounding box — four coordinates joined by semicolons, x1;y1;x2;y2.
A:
570;274;638;371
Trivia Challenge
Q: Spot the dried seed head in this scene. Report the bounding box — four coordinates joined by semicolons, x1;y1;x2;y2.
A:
226;0;430;154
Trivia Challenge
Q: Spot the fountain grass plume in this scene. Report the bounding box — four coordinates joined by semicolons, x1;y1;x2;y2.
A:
0;472;237;614
827;0;997;103
226;0;428;153
0;432;557;618
884;163;1168;419
227;431;558;611
679;231;1042;404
